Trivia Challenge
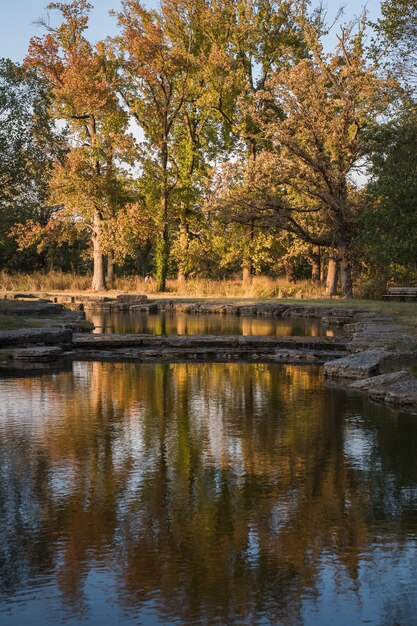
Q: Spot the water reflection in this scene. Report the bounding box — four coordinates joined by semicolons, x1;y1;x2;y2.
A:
1;363;417;625
87;310;335;337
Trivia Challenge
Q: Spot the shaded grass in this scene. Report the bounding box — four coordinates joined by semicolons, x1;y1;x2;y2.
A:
0;314;43;330
0;300;54;330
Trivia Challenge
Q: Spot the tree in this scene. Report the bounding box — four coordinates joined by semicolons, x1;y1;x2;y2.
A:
360;100;417;279
114;0;197;292
197;0;306;284
216;11;391;297
26;0;135;291
376;0;417;88
0;58;65;271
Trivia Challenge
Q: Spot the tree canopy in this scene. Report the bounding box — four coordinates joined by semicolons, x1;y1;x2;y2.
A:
0;0;415;296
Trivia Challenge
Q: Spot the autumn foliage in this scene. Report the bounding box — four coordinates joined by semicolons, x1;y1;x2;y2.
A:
0;0;414;295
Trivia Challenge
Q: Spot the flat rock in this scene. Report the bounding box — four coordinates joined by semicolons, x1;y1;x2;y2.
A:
130;303;159;313
116;294;148;304
239;304;289;317
0;327;73;348
281;305;354;319
10;347;63;361
345;321;417;353
72;346;338;364
83;302;131;312
385;380;417;407
1;303;63;316
73;333;347;353
350;370;411;390
349;371;412;400
324;351;387;379
322;316;354;326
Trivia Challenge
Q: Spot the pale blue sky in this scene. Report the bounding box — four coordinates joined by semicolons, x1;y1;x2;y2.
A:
1;0;382;63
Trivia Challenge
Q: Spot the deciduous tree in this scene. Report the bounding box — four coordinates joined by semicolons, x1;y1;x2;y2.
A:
114;0;196;291
26;0;135;291
217;10;391;297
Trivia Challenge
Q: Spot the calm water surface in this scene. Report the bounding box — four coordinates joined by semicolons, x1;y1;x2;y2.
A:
1;362;417;625
86;310;335;337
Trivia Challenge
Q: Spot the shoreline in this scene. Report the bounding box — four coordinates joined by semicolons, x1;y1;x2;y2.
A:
1;293;417;411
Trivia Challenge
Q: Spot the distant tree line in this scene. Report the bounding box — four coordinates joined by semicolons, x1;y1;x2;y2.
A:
1;0;417;297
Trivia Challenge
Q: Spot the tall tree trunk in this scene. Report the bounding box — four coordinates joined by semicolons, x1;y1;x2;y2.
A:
320;260;326;284
156;223;169;292
310;245;321;283
91;212;106;292
156;139;169;292
242;221;255;285
325;255;339;297
177;221;189;284
339;245;354;299
107;251;115;290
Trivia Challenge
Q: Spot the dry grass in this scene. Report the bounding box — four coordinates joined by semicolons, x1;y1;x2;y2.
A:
0;271;92;292
0;271;328;299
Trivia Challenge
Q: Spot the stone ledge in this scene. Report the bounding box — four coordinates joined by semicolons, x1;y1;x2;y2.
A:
324;351;390;379
73;333;348;352
71;346;345;364
385;380;417;407
0;328;73;348
116;294;148;304
0;303;63;316
10;347;64;361
349;371;412;400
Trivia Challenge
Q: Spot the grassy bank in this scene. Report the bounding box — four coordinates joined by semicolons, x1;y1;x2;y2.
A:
1;271;417;333
0;300;49;330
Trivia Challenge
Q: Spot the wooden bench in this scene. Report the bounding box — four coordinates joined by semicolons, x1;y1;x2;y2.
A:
383;287;417;301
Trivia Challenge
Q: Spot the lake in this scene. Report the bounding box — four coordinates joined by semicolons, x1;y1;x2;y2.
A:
1;361;417;625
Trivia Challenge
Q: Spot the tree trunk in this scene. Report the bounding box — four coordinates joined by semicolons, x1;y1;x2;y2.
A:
156;139;170;292
107;251;115;290
156;221;169;292
156;230;169;291
242;261;252;286
242;221;254;285
339;246;354;299
320;261;326;284
177;221;189;284
91;213;106;292
325;256;339;297
285;261;296;283
310;246;321;283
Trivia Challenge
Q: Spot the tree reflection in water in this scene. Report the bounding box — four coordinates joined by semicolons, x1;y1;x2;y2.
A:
1;362;417;625
87;310;331;337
